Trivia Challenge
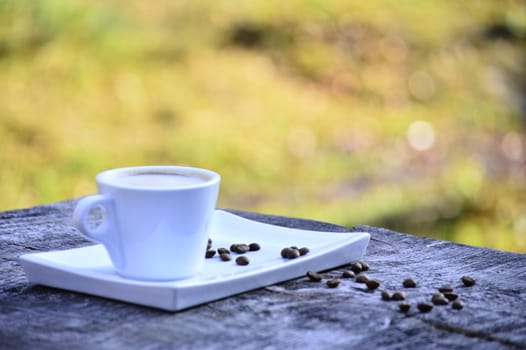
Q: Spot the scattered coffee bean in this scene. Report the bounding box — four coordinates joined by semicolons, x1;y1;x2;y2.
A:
461;276;476;287
366;279;381;290
438;284;454;293
350;262;363;274
235;256;250;266
342;270;355;279
231;243;249;254
218;247;230;255
381;291;392;301
360;262;370;271
399;302;411;312
307;271;323;282
220;253;231;261
403;278;417;288
443;292;458;301
355;274;369;284
281;247;300;259
207;238;213;250
452;300;464;310
417;302;433;313
248;243;261;251
391;291;406;301
298;247;310;256
205;249;216;258
326;278;340;288
431;293;449;305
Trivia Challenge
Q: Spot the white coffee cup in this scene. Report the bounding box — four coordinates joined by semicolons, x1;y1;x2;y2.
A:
73;165;220;281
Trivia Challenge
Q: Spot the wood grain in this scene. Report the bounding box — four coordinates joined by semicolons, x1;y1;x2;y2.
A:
1;200;525;349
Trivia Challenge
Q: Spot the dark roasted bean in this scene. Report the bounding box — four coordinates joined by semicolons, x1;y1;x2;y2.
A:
281;247;291;258
218;248;230;255
399;302;411;312
231;244;249;254
281;247;300;259
438;284;454;293
298;247;310;256
443;292;458;301
248;243;261;251
381;291;392;301
403;278;417;288
235;256;250;266
205;249;216;258
326;278;340;288
417;302;433;313
431;293;449;305
220;253;231;261
366;279;381;290
350;262;363;274
452;300;464;310
306;271;323;282
207;238;213;250
360;262;370;271
391;291;406;301
342;270;355;279
461;276;476;287
355;274;369;284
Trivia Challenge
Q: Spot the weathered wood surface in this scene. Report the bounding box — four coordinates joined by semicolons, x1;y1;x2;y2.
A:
1;200;525;349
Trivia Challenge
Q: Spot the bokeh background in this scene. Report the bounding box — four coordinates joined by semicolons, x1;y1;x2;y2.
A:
1;1;525;252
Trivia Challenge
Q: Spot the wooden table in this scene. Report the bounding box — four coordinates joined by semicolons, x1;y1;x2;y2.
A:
1;200;525;349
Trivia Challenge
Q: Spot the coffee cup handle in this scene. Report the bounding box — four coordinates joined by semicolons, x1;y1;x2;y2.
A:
73;195;123;268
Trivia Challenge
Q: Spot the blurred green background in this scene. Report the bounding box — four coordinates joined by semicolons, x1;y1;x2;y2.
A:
1;0;525;252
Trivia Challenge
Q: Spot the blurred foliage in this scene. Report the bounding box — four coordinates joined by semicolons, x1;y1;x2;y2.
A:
1;0;525;252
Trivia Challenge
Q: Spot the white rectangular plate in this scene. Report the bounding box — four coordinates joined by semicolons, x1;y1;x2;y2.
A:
19;210;370;311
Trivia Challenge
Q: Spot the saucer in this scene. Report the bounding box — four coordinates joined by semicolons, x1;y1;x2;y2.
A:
19;210;370;311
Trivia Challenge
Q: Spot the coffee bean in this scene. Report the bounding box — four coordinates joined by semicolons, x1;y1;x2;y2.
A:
281;247;300;259
438;284;454;293
237;244;250;253
381;291;392;301
399;302;411;312
417;302;433;313
360;262;370;271
403;278;417;288
461;276;476;287
298;247;310;256
342;270;355;279
326;278;340;288
205;249;216;258
231;243;249;254
391;291;406;301
443;292;458;301
207;238;213;250
350;262;363;274
355;274;369;284
248;243;261;251
218;248;230;255
235;256;250;266
220;253;231;261
452;300;464;310
366;279;381;290
306;271;323;282
290;247;300;255
431;293;449;305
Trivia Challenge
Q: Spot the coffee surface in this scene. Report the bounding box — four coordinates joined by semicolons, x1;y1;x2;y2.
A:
115;173;206;188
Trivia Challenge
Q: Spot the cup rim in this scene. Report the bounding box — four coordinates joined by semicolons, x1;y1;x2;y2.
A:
95;165;220;191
